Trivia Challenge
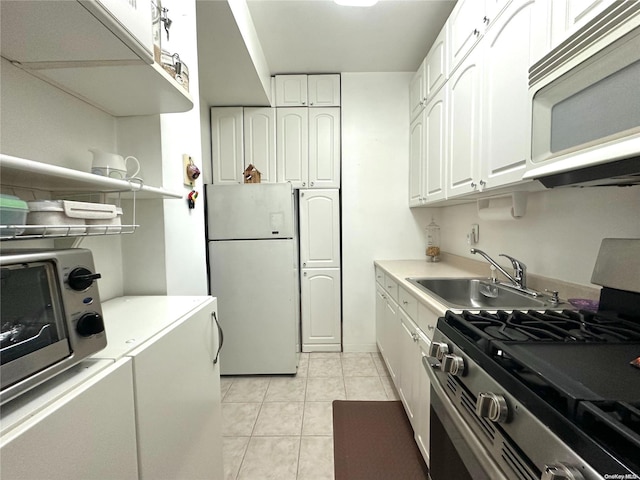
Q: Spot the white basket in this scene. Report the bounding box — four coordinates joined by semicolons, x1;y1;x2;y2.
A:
27;200;119;235
86;207;123;234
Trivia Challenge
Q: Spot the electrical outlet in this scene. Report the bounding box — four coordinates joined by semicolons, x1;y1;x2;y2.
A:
470;224;479;244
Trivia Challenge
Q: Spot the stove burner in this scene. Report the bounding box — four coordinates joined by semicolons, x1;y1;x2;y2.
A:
448;309;640;345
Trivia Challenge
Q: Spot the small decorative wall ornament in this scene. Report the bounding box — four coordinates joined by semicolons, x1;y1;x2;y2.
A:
183;154;200;187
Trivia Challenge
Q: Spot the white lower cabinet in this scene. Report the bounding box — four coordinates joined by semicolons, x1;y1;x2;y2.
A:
301;268;341;352
125;299;223;480
415;334;432;466
0;359;139;480
374;268;432;467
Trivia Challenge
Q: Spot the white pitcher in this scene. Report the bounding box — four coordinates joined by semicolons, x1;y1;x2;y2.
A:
90;149;140;179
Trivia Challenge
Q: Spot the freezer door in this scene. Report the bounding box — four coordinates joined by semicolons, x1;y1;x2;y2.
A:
208;239;298;375
206;184;294;240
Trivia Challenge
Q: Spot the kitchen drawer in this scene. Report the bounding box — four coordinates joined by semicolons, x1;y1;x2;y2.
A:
417;302;438;339
398;286;418;320
384;276;399;302
374;265;385;285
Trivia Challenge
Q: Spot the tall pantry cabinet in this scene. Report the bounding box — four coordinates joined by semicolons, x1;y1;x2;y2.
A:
299;189;341;351
276;74;342;352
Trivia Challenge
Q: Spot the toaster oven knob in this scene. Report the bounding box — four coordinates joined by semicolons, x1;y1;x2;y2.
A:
441;354;465;376
76;313;105;337
429;342;449;360
476;392;508;423
68;267;102;291
541;463;585;480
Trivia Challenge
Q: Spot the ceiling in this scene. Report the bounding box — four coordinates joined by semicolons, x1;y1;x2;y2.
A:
196;0;456;106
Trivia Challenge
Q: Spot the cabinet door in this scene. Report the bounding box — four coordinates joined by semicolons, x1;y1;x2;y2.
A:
448;0;485;72
409;60;426;121
550;0;616;48
299;189;340;268
447;48;482;198
409;113;425;207
309;108;340;188
301;268;341;351
423;87;447;203
130;301;223;480
384;296;400;383
211;107;244;184
276;108;309;187
243;107;276;183
0;359;138;480
308;74;341;107
375;283;388;357
398;310;418;427
415;336;432;467
481;0;537;190
275;75;308;106
425;23;448;102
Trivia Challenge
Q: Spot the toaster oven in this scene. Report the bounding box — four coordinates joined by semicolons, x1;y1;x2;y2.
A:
0;248;106;405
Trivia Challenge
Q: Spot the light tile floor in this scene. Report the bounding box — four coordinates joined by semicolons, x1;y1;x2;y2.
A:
220;352;399;480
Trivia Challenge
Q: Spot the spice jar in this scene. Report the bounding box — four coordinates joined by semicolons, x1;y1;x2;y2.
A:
425;218;441;262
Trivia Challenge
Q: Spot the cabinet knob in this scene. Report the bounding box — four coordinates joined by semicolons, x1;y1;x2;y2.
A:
310;181;314;187
309;102;314;106
470;181;477;188
473;28;480;37
483;16;490;24
302;182;306;187
302;101;306;105
402;300;408;305
304;271;307;277
479;180;486;186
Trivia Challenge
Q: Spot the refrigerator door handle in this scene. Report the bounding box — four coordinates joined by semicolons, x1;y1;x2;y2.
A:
212;311;224;365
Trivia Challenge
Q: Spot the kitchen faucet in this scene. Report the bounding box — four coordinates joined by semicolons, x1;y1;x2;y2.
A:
470;248;539;297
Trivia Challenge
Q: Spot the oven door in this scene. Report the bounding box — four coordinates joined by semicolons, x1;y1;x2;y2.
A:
423;357;509;480
1;261;71;394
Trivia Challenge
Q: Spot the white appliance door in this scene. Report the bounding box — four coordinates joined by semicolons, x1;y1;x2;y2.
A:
209;239;298;375
206;184;294;240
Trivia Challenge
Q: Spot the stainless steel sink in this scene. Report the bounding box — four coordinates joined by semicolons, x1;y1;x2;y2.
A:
407;277;553;310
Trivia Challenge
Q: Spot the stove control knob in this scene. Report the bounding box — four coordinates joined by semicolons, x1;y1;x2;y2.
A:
429;342;449;360
541;464;585;480
440;354;465;376
476;392;508;423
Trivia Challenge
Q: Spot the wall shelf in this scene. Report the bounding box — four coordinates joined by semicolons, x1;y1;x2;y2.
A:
0;154;182;199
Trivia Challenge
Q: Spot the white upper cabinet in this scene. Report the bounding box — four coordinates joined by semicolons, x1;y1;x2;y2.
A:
448;0;486;72
211;107;244;185
409;60;427;122
277;108;309;187
299;189;341;268
425;23;449;102
423;87;447;203
308;75;341;107
409;114;425;207
275;75;308;107
481;0;540;190
550;0;616;49
243;108;277;183
275;74;341;107
0;1;192;116
448;0;512;74
309;108;341;188
447;48;483;198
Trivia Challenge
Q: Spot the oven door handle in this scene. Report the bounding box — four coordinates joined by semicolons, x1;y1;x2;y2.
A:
422;356;510;480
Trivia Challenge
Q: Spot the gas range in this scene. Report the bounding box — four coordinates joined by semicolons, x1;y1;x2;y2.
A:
425;239;640;480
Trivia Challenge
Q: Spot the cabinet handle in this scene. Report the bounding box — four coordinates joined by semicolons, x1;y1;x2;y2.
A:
310;181;314;187
483;16;490;24
427;325;434;331
212;312;224;365
479;180;486;190
310;102;314;106
388;285;394;289
304;271;308;277
302;182;306;187
303;262;306;267
470;181;477;188
403;300;409;305
302;101;306;105
473;28;480;36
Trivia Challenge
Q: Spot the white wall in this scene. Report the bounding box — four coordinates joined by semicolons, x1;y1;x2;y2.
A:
438;186;640;286
341;73;434;352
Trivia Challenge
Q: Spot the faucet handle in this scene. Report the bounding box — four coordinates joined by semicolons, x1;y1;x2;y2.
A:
499;253;526;271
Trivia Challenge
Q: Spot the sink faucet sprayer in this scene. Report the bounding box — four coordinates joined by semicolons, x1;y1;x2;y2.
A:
470;248;538;296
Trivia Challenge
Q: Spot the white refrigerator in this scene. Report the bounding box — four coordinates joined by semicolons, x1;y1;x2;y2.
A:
206;184;299;375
